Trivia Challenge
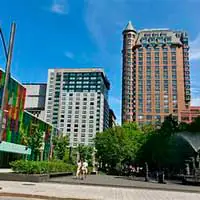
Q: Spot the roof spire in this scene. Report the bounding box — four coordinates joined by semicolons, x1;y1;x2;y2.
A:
123;21;136;32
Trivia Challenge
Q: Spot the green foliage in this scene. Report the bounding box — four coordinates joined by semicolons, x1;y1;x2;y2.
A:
77;144;93;165
28;124;44;160
178;122;190;132
159;114;179;136
10;160;74;174
20;122;45;161
95;123;148;170
137;115;200;171
95;115;200;174
52;135;69;160
189;117;200;132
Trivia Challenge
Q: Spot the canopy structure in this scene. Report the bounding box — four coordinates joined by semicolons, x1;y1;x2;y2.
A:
0;141;31;155
177;132;200;153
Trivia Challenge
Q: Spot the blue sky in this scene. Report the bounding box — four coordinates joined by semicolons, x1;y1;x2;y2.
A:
0;0;200;123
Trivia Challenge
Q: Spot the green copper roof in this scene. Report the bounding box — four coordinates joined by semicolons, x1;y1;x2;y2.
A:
124;21;136;31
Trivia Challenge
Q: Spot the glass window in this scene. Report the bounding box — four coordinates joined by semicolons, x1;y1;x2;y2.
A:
146;115;152;120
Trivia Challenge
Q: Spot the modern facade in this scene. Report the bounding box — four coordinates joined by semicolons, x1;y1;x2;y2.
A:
44;68;110;147
122;21;191;125
0;69;60;167
23;83;47;120
0;68;26;144
180;106;200;124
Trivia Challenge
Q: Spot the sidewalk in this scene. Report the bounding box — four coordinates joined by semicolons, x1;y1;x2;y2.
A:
0;169;12;173
50;175;200;194
1;181;200;200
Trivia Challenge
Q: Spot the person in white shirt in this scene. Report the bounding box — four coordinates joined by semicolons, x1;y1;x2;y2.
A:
82;160;88;178
76;160;82;179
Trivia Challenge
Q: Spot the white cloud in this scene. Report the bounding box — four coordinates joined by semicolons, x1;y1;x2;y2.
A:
191;97;200;106
64;51;74;59
190;34;200;61
50;0;68;15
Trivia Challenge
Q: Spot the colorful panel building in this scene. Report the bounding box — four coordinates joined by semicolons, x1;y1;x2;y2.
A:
0;69;26;144
0;69;61;166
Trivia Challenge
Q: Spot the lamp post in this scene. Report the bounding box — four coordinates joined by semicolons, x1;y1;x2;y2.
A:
0;23;16;142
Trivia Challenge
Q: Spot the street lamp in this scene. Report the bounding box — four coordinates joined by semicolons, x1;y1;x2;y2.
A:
0;23;16;142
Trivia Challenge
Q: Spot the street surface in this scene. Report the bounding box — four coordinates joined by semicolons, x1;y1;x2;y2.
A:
0;198;40;200
50;174;200;193
1;180;200;200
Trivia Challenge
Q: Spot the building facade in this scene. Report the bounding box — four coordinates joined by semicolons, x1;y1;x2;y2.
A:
23;83;47;120
122;21;191;125
0;69;59;167
0;69;26;144
180;106;200;124
109;109;116;128
44;68;110;147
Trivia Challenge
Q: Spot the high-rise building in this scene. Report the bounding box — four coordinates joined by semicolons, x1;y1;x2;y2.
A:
122;21;191;125
45;68;110;146
180;106;200;124
109;109;116;128
23;83;47;120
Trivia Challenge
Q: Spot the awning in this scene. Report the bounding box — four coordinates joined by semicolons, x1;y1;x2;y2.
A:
0;141;31;155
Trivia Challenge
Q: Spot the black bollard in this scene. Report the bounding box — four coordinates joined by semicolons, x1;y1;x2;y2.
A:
145;162;149;182
158;171;166;184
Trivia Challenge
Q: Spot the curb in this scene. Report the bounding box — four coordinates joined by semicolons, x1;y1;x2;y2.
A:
0;192;91;200
49;180;200;194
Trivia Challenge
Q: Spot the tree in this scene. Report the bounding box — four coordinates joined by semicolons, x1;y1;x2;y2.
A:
178;122;190;132
136;115;180;169
52;135;69;160
189;117;200;132
159;114;179;136
77;144;93;165
28;124;44;161
95;123;148;172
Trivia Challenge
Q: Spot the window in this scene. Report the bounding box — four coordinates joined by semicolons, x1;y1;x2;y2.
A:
171;47;176;52
89;134;93;138
146;115;152;120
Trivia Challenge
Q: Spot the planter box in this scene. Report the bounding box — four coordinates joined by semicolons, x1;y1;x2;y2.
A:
90;172;98;175
49;172;73;178
0;173;49;182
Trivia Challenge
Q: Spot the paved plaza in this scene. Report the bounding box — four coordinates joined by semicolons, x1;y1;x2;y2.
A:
1;180;200;200
0;198;41;200
50;174;200;193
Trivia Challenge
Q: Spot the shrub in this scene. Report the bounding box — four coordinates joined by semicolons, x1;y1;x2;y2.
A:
10;160;74;174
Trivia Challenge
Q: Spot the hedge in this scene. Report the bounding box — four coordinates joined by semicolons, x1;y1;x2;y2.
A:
10;160;74;174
